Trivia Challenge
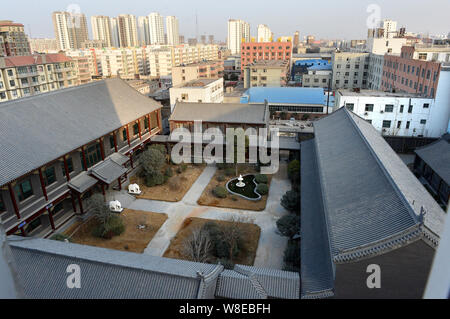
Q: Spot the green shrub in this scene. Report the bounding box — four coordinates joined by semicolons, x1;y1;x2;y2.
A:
181;163;188;172
217;258;235;270
255;174;268;184
92;215;125;239
149;144;167;157
154;172;165;185
283;239;300;272
50;233;72;242
288;160;300;182
276;214;300;238
216;163;226;170
213;186;228;198
256;183;269;195
216;175;225;182
281;190;300;214
225;167;234;176
165;167;173;177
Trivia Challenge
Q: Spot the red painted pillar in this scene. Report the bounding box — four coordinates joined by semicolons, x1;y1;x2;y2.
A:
81;146;88;170
99;138;105;160
70;192;77;213
113;132;118;152
63;156;71;181
129;153;134;169
77;194;84;214
138;120;142;140
8;183;20;219
118;178;122;191
147;114;151;132
48;209;55;230
38;168;48;201
126;125;131;147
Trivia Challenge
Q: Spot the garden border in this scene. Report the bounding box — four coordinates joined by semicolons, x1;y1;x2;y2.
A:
225;174;263;201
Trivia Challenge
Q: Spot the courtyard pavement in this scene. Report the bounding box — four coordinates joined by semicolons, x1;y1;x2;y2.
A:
117;163;291;270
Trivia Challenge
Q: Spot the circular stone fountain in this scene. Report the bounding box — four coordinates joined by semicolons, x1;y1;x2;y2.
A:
226;174;262;201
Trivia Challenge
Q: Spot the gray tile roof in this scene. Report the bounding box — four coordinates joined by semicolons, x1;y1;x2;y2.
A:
67;171;98;193
0;78;162;187
415;138;450;186
313;108;422;259
300;139;334;298
8;236;222;299
89;158;127;184
7;237;300;299
169;102;269;125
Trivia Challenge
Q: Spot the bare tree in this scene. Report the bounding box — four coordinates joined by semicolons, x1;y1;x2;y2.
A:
88;193;111;228
182;227;212;263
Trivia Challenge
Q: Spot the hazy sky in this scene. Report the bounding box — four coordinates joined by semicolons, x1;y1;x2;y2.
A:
3;0;449;41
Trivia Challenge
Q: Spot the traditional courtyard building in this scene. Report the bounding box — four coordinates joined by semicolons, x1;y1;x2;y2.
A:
301;107;446;298
0;78;162;237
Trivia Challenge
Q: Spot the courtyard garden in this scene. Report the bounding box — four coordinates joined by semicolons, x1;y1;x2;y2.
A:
60;194;167;253
163;216;261;268
197;164;272;211
130;145;205;202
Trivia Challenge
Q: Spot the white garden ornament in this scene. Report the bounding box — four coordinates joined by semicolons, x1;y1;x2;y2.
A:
128;183;142;195
109;200;123;213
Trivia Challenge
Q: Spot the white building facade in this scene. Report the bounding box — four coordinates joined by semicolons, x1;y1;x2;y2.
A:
149;13;165;45
336;90;450;138
257;24;272;42
166;16;179;45
91;16;113;47
169;78;224;111
227;19;250;55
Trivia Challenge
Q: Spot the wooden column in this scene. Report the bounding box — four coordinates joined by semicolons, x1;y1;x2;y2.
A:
77;194;84;214
38;168;48;201
48;208;55;230
129;153;134;169
156;110;161;130
70;192;77;213
8;183;20;219
113;132;118;152
99;138;105;160
126;125;131;147
147;114;151;132
138;120;142;140
63;156;71;181
81;146;88;171
117;178;122;191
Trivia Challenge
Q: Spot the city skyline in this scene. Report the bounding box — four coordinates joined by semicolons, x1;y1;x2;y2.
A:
3;0;449;41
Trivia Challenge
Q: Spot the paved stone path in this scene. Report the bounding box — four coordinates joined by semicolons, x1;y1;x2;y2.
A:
118;163;291;270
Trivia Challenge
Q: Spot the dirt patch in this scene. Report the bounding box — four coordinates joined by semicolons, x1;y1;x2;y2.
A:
131;164;205;202
197;165;272;211
63;209;167;253
163;217;261;266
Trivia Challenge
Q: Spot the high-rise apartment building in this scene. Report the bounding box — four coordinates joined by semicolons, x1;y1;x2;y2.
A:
0;53;79;102
110;18;120;47
0;20;31;57
257;24;272;42
166;16;179;45
137;16;151;46
117;14;138;47
52;11;88;50
149;13;165;45
227;19;250;55
208;35;214;44
91;16;113;47
294;31;300;47
331;52;370;90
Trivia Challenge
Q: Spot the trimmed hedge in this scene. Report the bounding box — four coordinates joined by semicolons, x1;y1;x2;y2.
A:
256;183;269;195
255;174;268;184
213;186;228;198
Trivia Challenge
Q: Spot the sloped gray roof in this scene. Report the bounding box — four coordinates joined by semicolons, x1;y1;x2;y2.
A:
415;138;450;186
300;139;334;298
67;171;98;193
169;102;269;125
89;158;127;184
8;236;221;299
0;78;162;187
313;108;421;259
109;152;130;166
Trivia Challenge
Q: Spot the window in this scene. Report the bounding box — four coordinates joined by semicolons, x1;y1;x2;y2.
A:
14;179;33;202
25;217;42;233
109;135;115;149
397;121;402;129
122;128;127;141
420;119;427;124
44;166;56;186
365;104;374;112
61;158;74;177
423;103;429;108
144;117;149;129
400;105;404;113
85;143;102;169
382;120;391;128
133;123;139;135
408;105;413;113
346;103;354;111
51;202;64;216
406;121;410;129
385;105;394;112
